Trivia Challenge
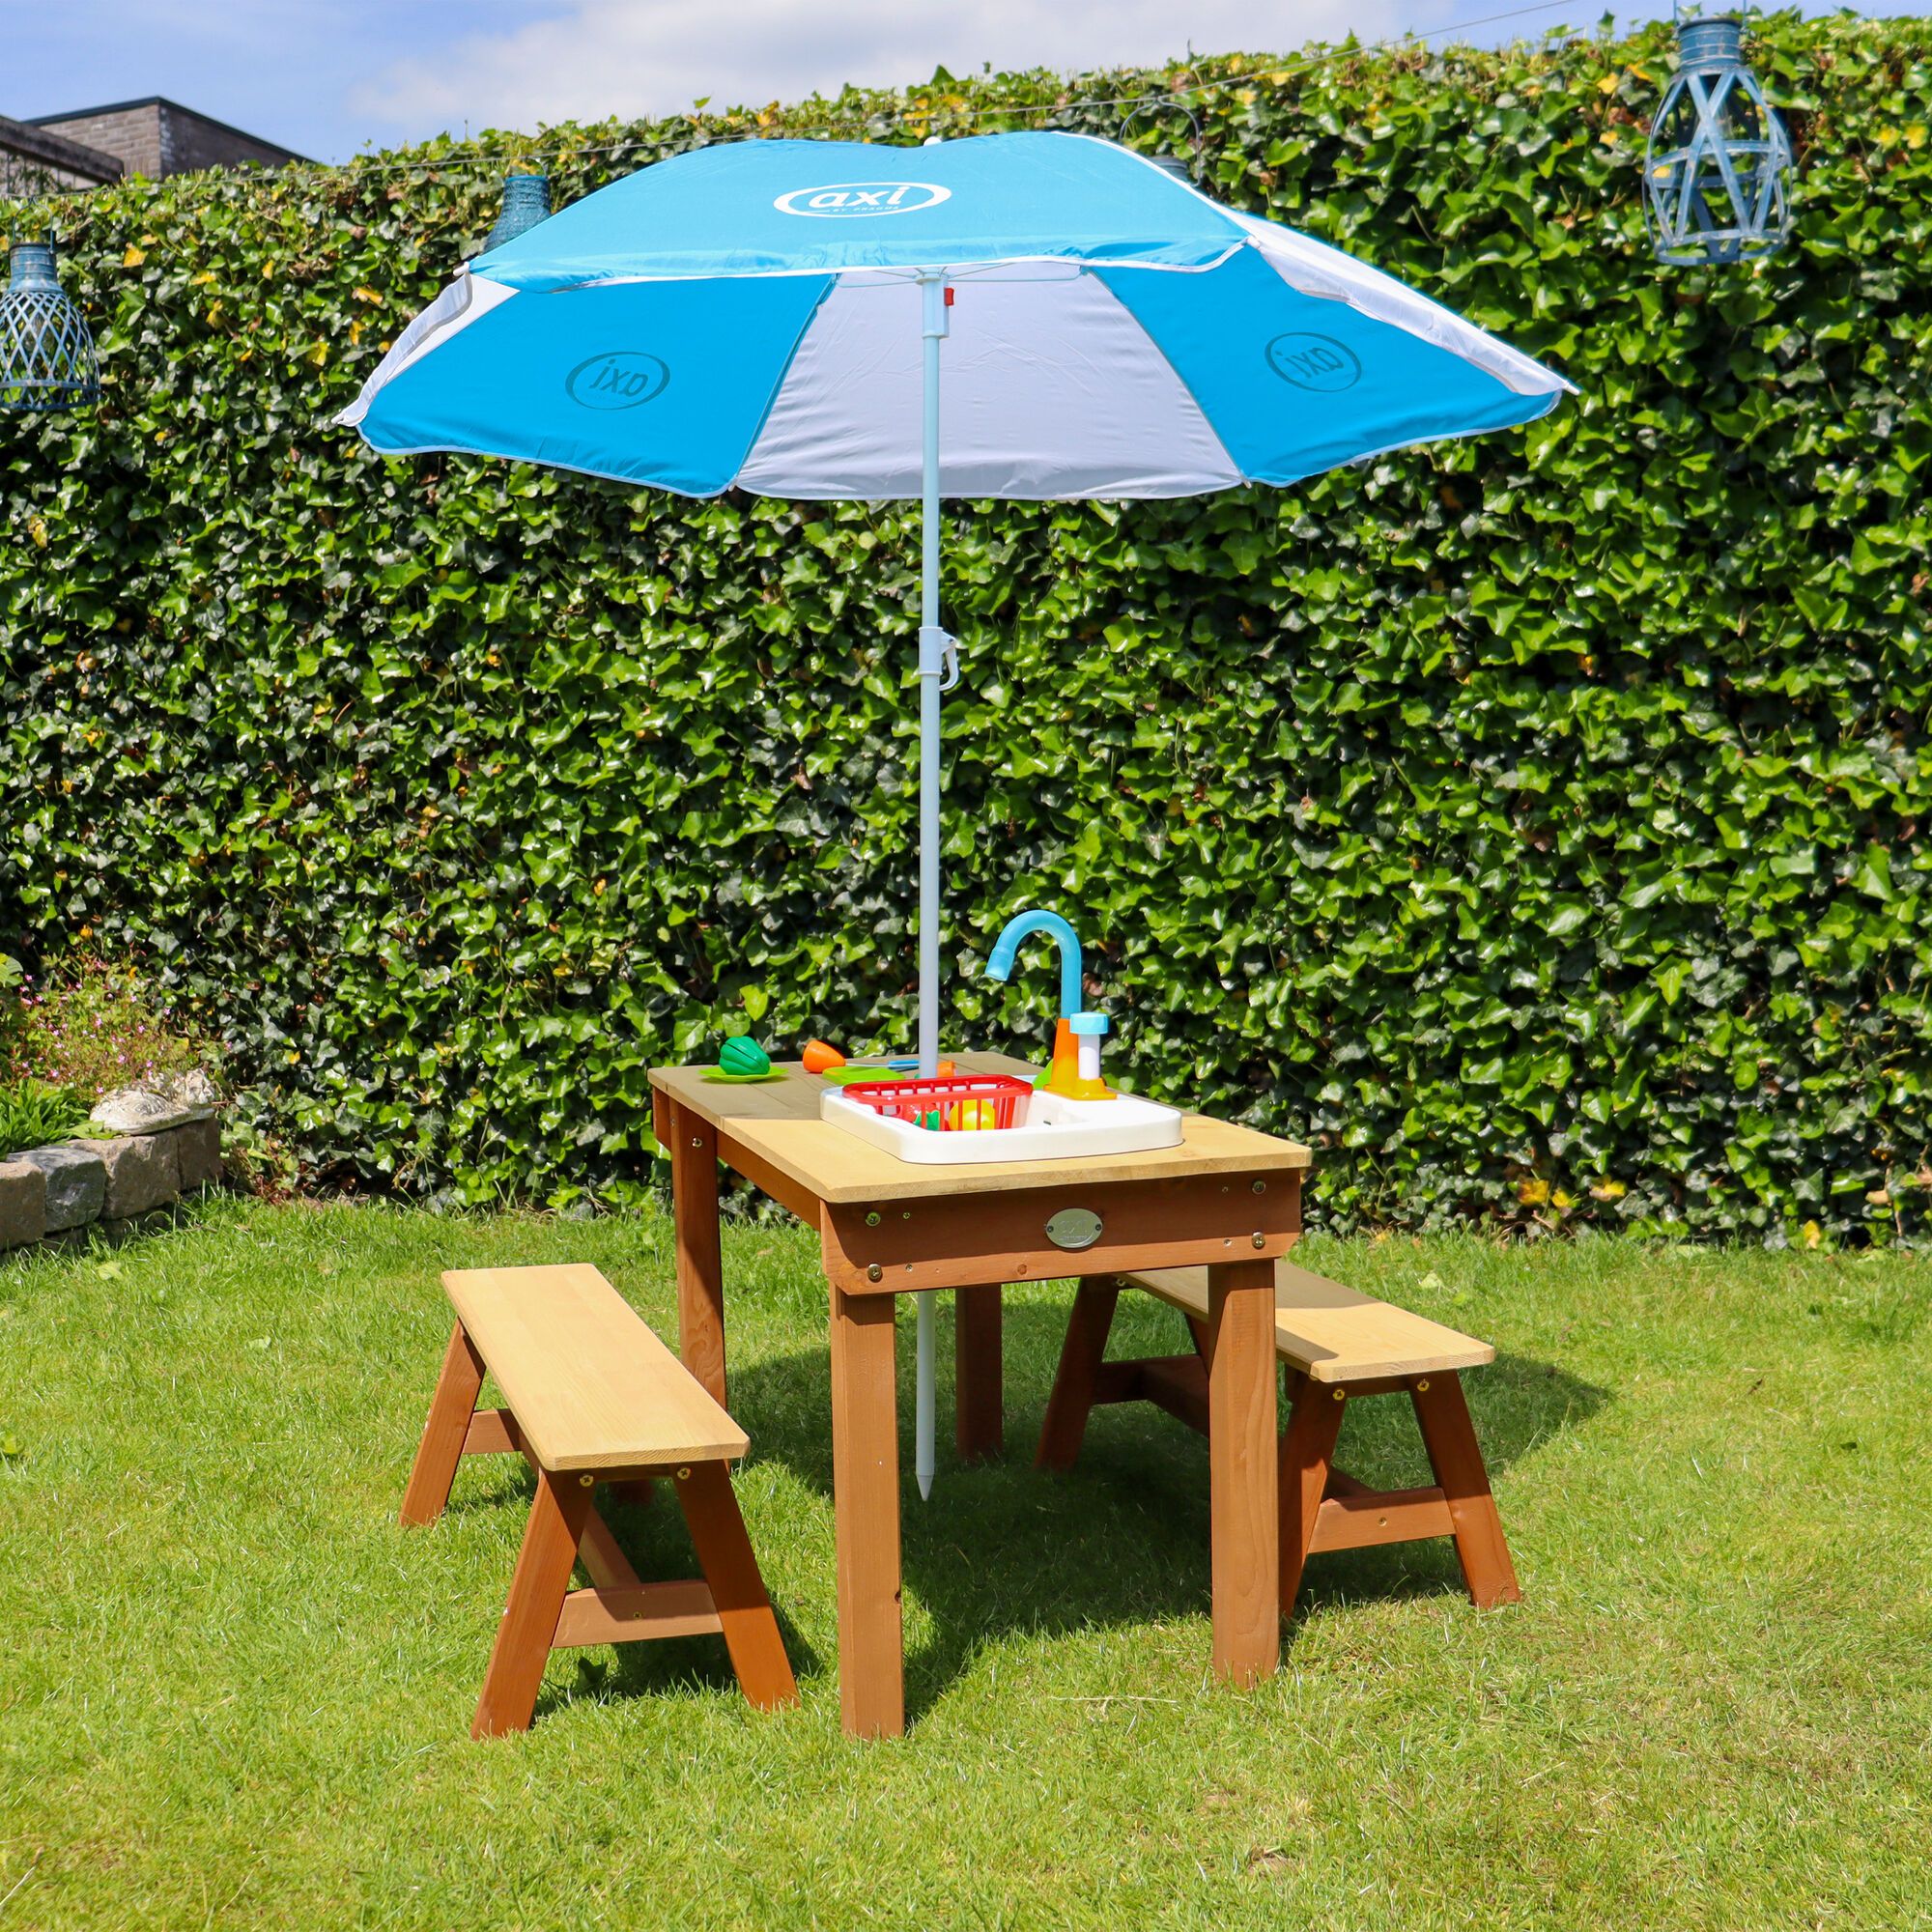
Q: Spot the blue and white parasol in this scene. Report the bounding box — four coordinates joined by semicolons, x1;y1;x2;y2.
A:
340;132;1574;1496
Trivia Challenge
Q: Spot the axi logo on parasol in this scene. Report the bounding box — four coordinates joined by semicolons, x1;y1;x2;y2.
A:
773;182;952;217
565;352;670;409
1265;333;1363;393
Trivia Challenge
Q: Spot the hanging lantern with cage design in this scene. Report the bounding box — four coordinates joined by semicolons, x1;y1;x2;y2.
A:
0;239;99;412
1643;9;1793;267
1116;94;1205;186
482;172;551;254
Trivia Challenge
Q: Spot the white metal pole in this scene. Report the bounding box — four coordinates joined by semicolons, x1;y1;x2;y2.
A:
913;267;951;1503
916;269;948;1080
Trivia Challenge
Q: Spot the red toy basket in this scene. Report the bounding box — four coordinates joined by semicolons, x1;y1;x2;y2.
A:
842;1073;1030;1133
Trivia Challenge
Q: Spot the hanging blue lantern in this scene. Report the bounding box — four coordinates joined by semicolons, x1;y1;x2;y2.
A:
482;171;551;253
1643;10;1793;267
1117;97;1205;185
0;240;99;412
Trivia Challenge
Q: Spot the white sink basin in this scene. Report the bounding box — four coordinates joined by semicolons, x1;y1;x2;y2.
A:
821;1073;1183;1165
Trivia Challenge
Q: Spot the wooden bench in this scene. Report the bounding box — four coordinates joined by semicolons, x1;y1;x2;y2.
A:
1037;1261;1520;1614
400;1264;797;1737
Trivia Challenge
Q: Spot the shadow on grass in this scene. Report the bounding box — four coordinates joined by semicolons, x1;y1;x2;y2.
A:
1289;1345;1608;1623
439;1457;825;1719
727;1300;1609;1723
442;1300;1606;1724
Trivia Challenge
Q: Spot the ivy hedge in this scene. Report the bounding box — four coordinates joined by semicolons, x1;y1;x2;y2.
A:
3;13;1928;1242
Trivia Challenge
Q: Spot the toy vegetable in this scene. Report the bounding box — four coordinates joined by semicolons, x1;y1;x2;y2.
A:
718;1036;772;1077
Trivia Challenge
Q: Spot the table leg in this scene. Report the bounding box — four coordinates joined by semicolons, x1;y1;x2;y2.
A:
954;1283;1004;1462
667;1096;727;1406
830;1284;903;1738
1206;1259;1280;1687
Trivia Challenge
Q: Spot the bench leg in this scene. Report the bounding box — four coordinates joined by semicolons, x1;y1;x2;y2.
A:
473;1468;594;1739
1035;1278;1121;1471
954;1283;1004;1463
401;1321;486;1527
1410;1374;1521;1608
675;1463;798;1711
1280;1375;1346;1614
578;1506;645;1593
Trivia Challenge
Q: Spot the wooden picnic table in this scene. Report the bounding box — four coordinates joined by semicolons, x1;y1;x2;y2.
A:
648;1050;1312;1738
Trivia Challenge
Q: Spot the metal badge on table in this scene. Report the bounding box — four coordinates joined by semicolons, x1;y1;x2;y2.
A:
1045;1207;1103;1252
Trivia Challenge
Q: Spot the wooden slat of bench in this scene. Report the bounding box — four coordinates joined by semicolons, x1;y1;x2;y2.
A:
1307;1486;1456;1551
441;1264;749;1472
553;1579;724;1649
1124;1260;1493;1383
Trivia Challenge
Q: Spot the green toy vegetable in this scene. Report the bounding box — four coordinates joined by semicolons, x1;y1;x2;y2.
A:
718;1037;772;1077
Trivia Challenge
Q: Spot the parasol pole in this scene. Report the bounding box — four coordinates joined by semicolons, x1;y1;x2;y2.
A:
913;267;954;1502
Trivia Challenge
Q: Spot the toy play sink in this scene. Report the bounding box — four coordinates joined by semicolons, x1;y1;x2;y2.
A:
821;1073;1183;1165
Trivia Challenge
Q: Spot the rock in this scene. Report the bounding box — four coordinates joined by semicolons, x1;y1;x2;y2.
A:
0;1159;47;1250
88;1087;204;1135
70;1136;182;1220
13;1145;107;1232
169;1116;223;1192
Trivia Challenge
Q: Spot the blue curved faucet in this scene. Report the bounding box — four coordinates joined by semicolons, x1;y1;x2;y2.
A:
986;908;1083;1018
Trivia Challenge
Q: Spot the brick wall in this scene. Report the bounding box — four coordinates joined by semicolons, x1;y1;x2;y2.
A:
27;99;302;180
158;104;298;174
28;103;164;177
0;111;123;192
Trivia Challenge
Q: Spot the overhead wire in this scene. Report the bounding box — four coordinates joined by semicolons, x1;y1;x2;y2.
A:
13;0;1592;206
326;0;1592;178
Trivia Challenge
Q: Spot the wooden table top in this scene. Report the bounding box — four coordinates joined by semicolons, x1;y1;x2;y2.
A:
650;1050;1311;1206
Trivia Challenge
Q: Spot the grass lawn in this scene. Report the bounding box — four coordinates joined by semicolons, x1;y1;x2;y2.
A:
2;1200;1928;1930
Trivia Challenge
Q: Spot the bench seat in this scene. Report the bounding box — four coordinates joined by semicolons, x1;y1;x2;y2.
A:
400;1264;794;1736
444;1263;748;1471
1037;1260;1520;1618
1122;1260;1494;1383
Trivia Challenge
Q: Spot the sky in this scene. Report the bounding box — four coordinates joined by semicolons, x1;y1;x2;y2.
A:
4;0;1871;165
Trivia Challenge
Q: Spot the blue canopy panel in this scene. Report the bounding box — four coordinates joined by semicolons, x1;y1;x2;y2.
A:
350;272;832;493
1101;246;1561;485
472;133;1248;288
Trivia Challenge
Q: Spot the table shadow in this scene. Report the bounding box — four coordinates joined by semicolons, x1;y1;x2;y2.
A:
437;1297;1605;1724
720;1296;1609;1725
